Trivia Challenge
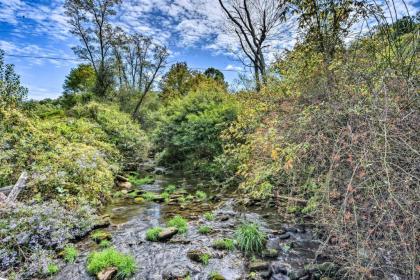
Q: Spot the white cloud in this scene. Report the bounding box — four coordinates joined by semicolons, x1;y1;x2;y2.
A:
225;64;243;71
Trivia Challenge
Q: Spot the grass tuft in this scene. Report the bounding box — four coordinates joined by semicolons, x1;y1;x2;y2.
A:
128;174;154;186
199;253;211;265
47;263;59;275
167;215;188;234
142;192;158;201
195;190;207;201
198;225;212;235
63;244;78;263
235;223;266;255
164;184;177;194
203;212;215;221
146;227;163;241
87;248;136;279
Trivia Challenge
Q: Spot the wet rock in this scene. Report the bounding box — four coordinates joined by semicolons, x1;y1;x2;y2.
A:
307;262;337;276
278;232;290;240
153;167;166;175
152;195;166;203
249;260;270;271
134;197;144;203
271;274;290;280
115;175;129;182
97;267;117;280
158;227;178;241
288;269;308;280
219;215;230;222
117;181;132;190
93;215;111;229
187;249;207;263
270;262;288;275
262;249;279;258
162;265;189;279
91;231;112;243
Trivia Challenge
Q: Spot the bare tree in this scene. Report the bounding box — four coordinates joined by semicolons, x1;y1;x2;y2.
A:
110;32;168;118
64;0;121;97
218;0;287;91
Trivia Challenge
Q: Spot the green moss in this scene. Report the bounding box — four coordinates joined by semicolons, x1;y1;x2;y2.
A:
167;215;188;234
161;192;171;203
86;248;136;279
146;227;163;241
198;225;212;235
203;212;215;221
209;272;225;280
235;223;266;255
212;239;235;251
63;244;78;263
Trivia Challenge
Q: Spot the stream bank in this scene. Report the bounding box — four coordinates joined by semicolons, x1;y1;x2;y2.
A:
55;165;330;280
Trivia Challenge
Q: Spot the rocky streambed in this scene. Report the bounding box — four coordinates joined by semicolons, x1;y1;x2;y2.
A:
55;167;331;280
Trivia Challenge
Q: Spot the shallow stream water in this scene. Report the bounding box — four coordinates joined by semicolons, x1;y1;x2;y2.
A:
55;167;321;280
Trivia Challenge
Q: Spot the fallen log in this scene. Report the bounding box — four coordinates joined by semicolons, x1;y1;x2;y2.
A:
7;171;28;202
0;185;13;195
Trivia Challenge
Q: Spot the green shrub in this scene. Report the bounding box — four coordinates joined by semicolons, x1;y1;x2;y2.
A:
86;248;136;279
153;82;239;175
161;192;170;203
203;212;215;221
167;215;188;234
235;223;266;255
90;230;111;243
195;191;207;201
63;245;78;263
212;239;235;251
146;227;163;241
198;225;212;235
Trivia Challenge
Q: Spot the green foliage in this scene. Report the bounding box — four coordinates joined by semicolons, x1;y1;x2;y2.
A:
161;192;170;203
128;174;155;186
195;191;208;201
159;62;194;101
203;212;215;221
63;64;96;94
99;240;112;248
63;245;79;263
235;223;266;255
212;239;235;251
142;192;158;201
145;227;163;241
86;248;136;279
199;253;210;265
198;225;212;235
164;184;177;194
167;215;188;234
154;80;239;175
0;50;28;107
47;263;59;275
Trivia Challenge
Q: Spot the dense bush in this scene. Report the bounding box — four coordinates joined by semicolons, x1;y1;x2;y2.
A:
154;80;239;176
0;201;97;278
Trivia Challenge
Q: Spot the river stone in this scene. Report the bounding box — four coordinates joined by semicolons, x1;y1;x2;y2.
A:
219;215;229;221
249;260;270;271
152;195;165;203
162;265;189;279
187;249;206;263
158;227;178;241
209;272;226;280
115;175;129;182
262;248;279;258
117;181;132;190
278;232;291;240
97;267;117;280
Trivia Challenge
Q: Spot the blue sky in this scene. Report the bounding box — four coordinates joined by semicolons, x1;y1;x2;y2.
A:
0;0;418;100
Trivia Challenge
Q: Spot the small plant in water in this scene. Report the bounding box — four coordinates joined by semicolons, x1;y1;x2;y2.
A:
212;239;235;251
164;184;177;194
203;212;215;221
199;253;210;265
195;190;207;201
63;244;78;263
128;173;155;186
235;223;266;255
161;192;171;203
198;225;212;235
99;240;112;248
47;263;59;275
142;192;158;201
87;248;136;279
167;215;188;234
146;227;163;241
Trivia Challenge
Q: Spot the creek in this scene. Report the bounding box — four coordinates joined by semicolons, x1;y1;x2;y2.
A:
55;165;322;280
